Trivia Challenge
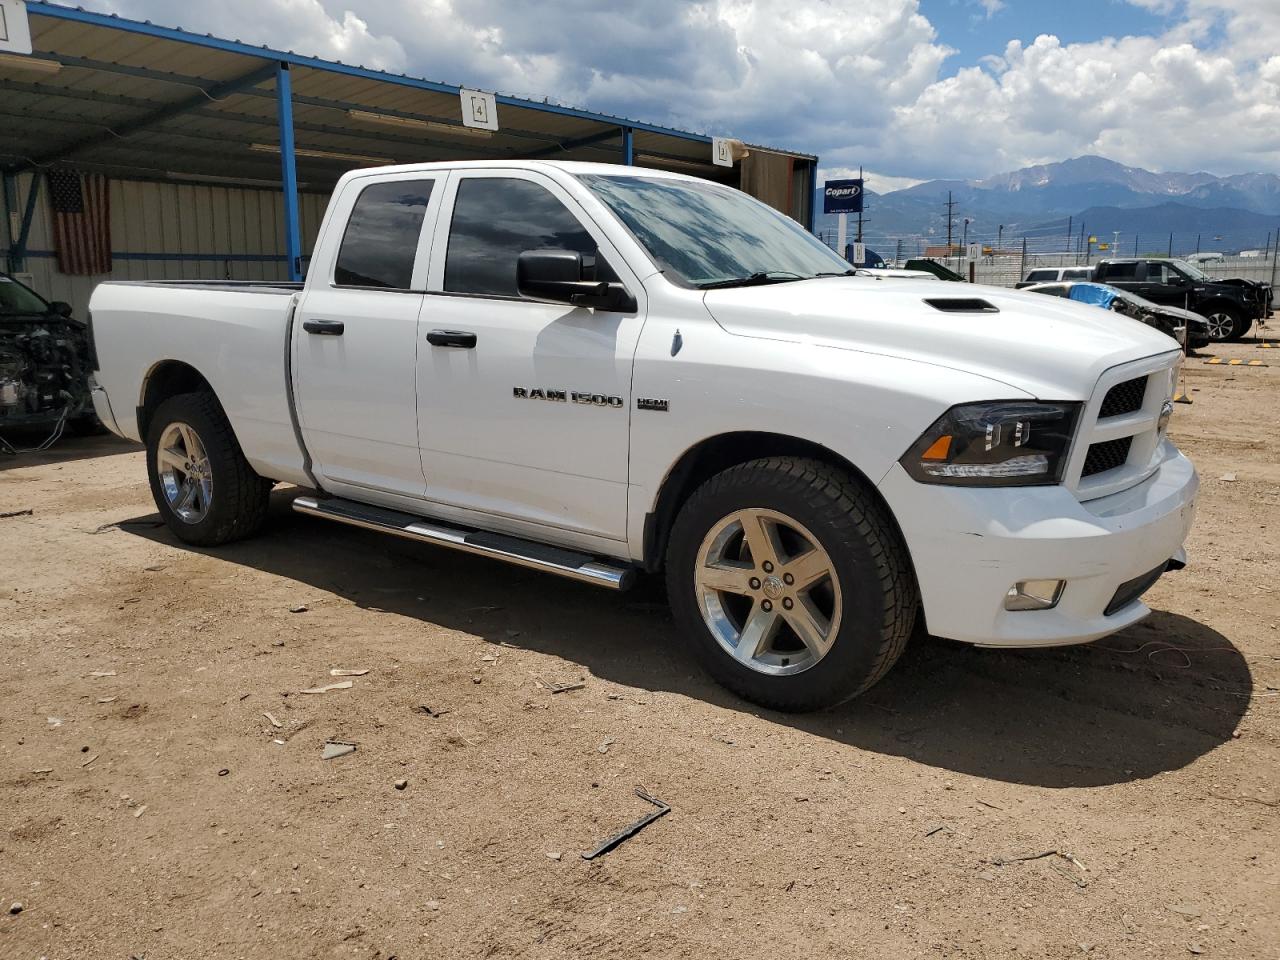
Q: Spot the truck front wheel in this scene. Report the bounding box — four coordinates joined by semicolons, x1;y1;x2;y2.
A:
145;391;271;546
1201;305;1248;342
666;457;917;712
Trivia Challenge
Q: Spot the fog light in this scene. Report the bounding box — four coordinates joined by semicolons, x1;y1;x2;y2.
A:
1004;579;1065;611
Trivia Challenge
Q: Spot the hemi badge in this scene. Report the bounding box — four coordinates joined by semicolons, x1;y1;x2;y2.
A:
637;398;669;412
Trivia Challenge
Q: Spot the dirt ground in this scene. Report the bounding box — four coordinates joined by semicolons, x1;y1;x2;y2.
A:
1;339;1277;960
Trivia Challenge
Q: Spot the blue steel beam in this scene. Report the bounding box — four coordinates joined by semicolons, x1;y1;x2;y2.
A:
275;63;303;283
8;174;41;273
622;127;634;165
22;62;280;169
2;170;18;273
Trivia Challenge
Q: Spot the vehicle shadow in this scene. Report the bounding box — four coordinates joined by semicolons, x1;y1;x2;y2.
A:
0;431;140;471
122;491;1251;789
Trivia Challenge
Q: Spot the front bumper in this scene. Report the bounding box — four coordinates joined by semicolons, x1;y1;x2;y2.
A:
878;441;1198;647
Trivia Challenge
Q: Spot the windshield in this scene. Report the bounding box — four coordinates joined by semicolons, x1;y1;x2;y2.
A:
0;274;50;315
1169;259;1209;281
577;174;851;287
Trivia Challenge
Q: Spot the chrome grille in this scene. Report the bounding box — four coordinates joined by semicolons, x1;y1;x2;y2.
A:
1068;352;1180;500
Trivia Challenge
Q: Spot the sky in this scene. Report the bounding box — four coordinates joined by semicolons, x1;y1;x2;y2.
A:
79;0;1280;193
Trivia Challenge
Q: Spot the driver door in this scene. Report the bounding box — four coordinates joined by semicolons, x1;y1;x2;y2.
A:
414;170;646;546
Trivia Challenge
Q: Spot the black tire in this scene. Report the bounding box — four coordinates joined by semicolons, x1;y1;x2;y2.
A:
1200;304;1248;342
146;391;271;546
665;457;917;712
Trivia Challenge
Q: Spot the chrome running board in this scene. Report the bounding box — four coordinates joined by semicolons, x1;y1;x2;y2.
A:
292;495;635;591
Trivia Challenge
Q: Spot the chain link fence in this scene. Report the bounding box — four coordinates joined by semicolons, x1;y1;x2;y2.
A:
816;228;1280;288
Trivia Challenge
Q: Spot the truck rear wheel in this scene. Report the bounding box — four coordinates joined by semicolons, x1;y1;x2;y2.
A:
145;391;271;546
665;457;917;712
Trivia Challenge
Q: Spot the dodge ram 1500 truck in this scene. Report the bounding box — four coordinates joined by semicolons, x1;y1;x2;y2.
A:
87;161;1198;711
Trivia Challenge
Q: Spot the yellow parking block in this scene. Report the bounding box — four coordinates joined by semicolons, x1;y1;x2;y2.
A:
1205;357;1268;366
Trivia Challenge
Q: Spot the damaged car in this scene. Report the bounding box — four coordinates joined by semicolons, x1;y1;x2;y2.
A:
1022;280;1210;349
0;272;101;449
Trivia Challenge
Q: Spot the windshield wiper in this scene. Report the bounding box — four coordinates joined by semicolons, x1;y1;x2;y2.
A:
697;271;806;290
810;269;858;278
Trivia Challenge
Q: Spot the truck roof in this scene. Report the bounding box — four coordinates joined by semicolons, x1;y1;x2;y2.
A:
334;159;700;183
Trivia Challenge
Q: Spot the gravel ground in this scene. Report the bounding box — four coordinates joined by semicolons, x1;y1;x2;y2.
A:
1;339;1277;959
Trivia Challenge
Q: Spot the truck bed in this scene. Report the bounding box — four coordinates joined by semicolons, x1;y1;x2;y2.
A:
89;280;308;485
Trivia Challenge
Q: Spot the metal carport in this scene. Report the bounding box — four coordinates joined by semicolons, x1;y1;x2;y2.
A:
1;1;818;313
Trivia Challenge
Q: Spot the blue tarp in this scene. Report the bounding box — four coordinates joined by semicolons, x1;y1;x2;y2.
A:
1067;283;1118;308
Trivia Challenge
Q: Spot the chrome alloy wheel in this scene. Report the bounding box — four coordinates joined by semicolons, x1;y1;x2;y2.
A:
693;508;842;676
156;421;213;524
1205;312;1234;341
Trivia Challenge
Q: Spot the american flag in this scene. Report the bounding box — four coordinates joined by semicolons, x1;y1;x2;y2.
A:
48;170;112;275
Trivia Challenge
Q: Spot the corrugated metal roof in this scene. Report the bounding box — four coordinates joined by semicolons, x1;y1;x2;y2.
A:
0;2;814;191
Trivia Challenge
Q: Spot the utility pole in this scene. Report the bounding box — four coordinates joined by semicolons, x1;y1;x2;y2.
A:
856;165;864;243
1195;233;1201;254
1271;222;1279;289
1066;215;1073;257
945;191;957;253
1168;233;1173;257
997;223;1004;253
1134;234;1139;256
1078;222;1086;265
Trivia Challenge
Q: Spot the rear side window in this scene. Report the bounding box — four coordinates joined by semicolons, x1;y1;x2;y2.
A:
444;178;599;297
334;180;435;289
1063;268;1091;280
1027;269;1056;281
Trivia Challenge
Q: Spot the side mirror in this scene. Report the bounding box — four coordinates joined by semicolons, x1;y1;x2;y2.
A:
49;300;73;317
516;250;637;312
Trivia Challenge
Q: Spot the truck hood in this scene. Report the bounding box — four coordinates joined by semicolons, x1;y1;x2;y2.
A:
701;277;1180;399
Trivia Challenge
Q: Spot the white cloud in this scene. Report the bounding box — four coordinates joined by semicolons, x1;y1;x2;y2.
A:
75;0;1280;181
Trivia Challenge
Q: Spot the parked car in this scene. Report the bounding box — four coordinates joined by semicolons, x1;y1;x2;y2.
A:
0;271;101;444
1015;266;1095;289
1093;258;1271;342
854;268;940;281
1022;281;1210;348
87;160;1197;711
1185;252;1225;265
903;258;966;281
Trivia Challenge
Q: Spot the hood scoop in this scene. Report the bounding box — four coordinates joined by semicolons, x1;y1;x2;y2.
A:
924;297;999;313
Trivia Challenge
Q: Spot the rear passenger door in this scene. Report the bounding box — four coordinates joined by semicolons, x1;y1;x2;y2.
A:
414;169;645;547
293;173;445;499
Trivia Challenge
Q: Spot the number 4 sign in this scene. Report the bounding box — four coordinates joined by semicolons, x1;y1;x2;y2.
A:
459;88;499;131
0;1;34;55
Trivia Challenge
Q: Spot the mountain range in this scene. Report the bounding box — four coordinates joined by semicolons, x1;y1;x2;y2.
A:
815;156;1280;253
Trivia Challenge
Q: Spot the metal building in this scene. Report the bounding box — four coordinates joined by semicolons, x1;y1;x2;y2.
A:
1;1;819;315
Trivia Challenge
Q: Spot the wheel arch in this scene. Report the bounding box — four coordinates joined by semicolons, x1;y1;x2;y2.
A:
641;431;908;574
136;360;214;440
1195;298;1246;322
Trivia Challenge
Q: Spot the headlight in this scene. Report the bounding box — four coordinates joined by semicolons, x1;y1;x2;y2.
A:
901;401;1082;486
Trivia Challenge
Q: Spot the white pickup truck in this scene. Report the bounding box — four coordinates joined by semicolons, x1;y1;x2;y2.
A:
88;160;1197;711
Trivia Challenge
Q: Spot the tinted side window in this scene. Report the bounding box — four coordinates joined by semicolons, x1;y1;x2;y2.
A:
335;180;434;289
445;178;599;297
1027;270;1055;281
1101;262;1138;280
